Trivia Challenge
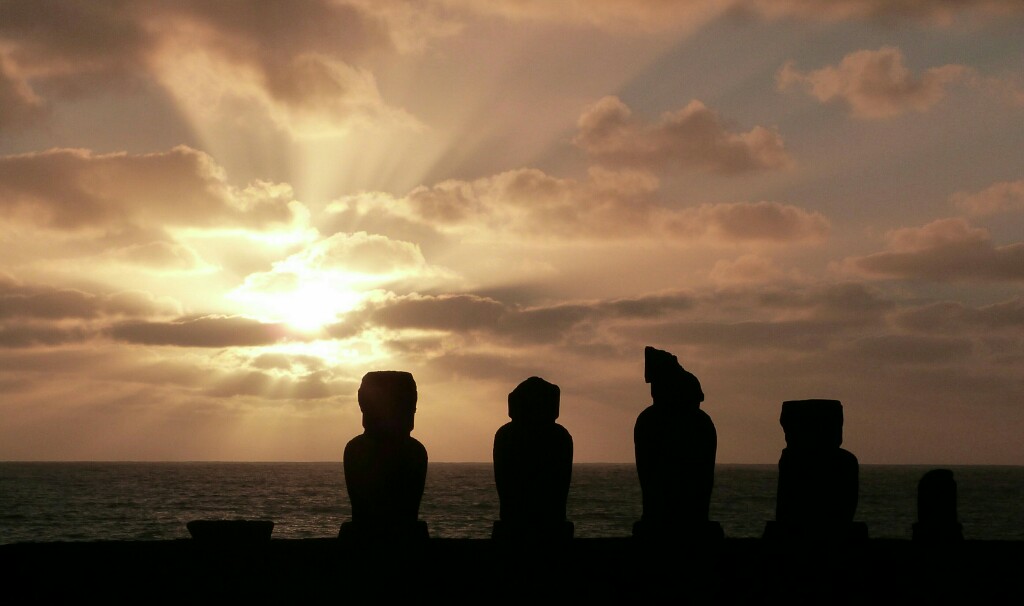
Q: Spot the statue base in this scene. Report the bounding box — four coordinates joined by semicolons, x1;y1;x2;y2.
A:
912;521;964;543
491;520;575;542
762;520;868;543
631;519;724;542
337;520;429;543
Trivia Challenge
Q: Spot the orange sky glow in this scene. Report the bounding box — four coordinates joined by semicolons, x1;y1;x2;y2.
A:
1;1;1022;464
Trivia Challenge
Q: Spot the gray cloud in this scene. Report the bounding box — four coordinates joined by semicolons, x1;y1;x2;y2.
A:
0;274;181;320
895;297;1024;334
108;315;301;348
574;96;791;174
848;218;1024;282
0;146;298;231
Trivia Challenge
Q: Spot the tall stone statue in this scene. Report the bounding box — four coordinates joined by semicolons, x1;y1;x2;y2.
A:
765;398;865;541
633;346;721;540
339;370;429;542
492;376;574;541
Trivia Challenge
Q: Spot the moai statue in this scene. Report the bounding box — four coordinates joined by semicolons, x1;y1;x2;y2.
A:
765;399;866;542
913;468;964;542
492;376;574;542
339;371;429;543
633;346;722;541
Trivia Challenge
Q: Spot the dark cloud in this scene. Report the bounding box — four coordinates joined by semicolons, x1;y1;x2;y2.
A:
0;274;180;319
848;218;1024;282
574;96;791;174
0;323;94;348
108;315;300;347
0;146;298;231
203;369;338;400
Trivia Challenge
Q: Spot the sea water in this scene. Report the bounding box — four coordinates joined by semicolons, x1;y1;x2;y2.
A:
0;463;1021;545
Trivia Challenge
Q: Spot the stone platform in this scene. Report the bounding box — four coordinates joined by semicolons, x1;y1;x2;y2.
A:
2;537;1021;602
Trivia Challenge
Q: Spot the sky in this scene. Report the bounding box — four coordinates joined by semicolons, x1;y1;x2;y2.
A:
1;0;1022;464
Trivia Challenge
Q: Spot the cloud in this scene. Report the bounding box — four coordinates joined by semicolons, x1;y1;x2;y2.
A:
108;315;301;348
0;56;46;130
669;202;830;243
846;218;1024;281
710;254;793;285
0;323;95;348
0;274;180;320
0;0;430;133
845;334;974;364
574;96;791;174
0;146;300;231
336;168;825;243
441;1;1024;31
777;47;969;119
894;297;1024;334
952;180;1024;216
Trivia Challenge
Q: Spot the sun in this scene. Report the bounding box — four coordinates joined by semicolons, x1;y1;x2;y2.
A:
227;274;365;333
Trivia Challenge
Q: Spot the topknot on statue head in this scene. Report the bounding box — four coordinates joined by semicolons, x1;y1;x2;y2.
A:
644;346;704;404
780;399;843;449
508;376;560;424
358;370;418;435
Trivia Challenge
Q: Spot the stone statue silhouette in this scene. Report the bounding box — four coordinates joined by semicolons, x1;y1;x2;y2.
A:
339;370;428;542
913;468;964;542
492;376;574;541
632;346;721;540
765;398;865;541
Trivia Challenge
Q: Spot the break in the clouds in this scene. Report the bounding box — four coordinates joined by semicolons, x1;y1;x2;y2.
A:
777;47;969;119
0;146;299;231
0;0;429;133
953;180;1024;216
574;97;791;174
847;218;1024;282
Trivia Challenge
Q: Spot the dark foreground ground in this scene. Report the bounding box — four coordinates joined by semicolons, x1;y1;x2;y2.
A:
2;536;1021;604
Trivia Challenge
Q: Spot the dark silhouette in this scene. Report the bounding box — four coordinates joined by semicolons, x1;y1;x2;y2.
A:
632;346;722;541
491;376;574;541
764;398;866;541
913;468;964;542
338;370;428;542
186;519;274;544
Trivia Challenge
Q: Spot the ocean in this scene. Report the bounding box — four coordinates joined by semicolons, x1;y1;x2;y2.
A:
1;463;1021;545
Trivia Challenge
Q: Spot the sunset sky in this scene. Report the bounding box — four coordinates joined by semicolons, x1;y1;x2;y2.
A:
1;1;1022;464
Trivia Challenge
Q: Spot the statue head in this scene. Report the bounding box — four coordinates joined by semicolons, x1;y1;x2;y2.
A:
508;376;560;424
358;370;418;436
644;346;704;407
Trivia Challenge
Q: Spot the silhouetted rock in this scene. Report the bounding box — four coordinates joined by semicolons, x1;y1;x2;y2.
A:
765;398;866;542
913;468;964;542
492;376;574;542
633;346;722;542
339;370;429;543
